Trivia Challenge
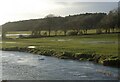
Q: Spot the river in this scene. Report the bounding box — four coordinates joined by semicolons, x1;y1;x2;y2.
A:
1;51;119;80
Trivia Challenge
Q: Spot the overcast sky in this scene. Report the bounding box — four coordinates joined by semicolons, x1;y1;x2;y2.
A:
0;0;119;25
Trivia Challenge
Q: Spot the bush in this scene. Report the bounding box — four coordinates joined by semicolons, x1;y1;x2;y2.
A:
67;31;78;36
103;58;120;67
42;32;47;36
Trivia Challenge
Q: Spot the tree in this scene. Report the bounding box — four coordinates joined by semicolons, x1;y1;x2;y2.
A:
45;14;56;36
99;9;118;33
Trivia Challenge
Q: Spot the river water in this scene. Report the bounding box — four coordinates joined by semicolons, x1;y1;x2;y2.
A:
1;51;119;80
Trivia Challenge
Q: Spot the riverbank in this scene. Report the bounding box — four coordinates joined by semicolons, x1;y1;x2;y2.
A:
2;47;120;68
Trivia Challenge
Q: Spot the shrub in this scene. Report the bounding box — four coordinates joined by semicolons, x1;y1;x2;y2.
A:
67;31;78;36
42;32;47;36
103;58;120;67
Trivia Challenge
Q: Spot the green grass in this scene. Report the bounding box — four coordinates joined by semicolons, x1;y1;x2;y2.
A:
1;33;118;56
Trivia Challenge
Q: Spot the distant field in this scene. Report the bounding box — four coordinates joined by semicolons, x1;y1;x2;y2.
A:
6;30;97;38
6;29;120;38
2;33;118;56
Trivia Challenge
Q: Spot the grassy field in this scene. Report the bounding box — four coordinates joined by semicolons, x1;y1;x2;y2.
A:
2;33;118;56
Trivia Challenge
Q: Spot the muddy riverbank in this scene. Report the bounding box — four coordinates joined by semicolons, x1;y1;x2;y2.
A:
2;47;120;68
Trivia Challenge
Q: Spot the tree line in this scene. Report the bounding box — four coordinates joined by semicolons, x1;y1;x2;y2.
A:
2;8;119;38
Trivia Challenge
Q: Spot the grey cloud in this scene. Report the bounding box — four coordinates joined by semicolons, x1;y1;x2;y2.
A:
55;2;118;13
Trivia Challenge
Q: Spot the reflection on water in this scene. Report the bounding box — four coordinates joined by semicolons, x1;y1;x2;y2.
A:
1;51;119;80
0;34;30;38
4;34;30;36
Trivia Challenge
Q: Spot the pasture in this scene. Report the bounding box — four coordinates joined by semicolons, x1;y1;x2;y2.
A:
2;33;118;56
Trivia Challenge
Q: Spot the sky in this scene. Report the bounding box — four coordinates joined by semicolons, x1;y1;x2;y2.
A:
0;0;119;25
